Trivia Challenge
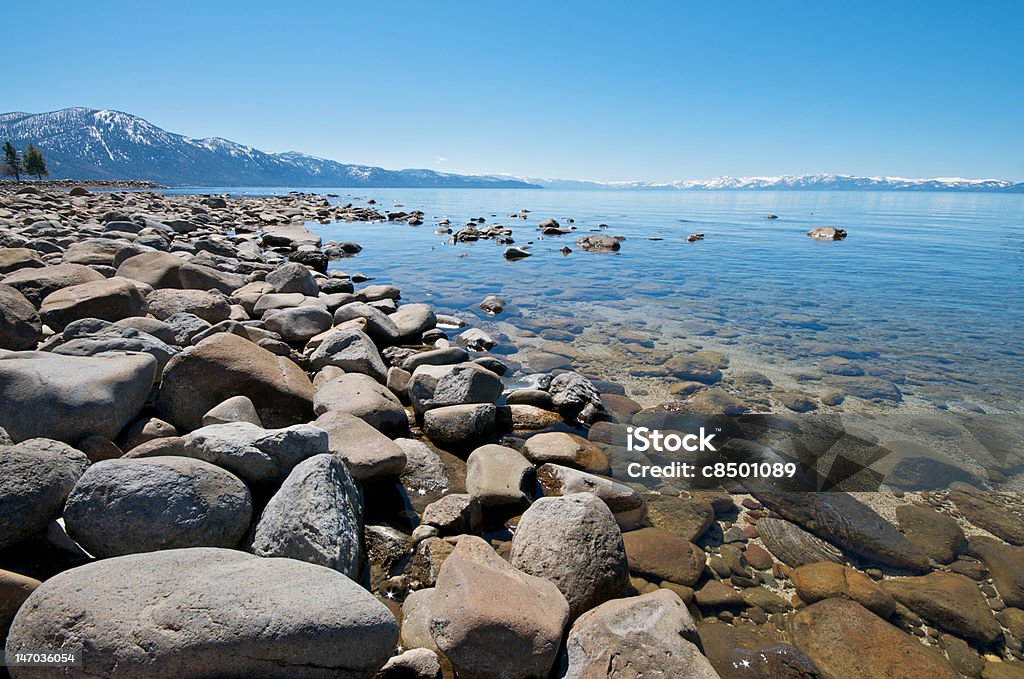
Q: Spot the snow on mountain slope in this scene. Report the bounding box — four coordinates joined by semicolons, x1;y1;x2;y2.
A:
0;108;537;188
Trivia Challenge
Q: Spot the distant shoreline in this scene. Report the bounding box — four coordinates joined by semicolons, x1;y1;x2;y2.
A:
2;178;166;189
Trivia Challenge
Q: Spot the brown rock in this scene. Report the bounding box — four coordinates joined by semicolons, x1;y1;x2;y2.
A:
644;493;715;542
790;561;896;617
429;536;569;679
790;598;958;679
880;572;1000;644
621;527;705;586
156;333;314;431
896;504;965;564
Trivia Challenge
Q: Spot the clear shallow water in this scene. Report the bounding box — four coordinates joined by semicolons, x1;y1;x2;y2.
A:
172;187;1024;414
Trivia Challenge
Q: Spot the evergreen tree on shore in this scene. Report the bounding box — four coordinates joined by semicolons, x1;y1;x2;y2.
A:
1;141;21;180
22;143;48;179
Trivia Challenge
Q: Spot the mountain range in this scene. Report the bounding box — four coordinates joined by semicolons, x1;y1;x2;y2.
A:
2;108;1021;192
0;108;535;189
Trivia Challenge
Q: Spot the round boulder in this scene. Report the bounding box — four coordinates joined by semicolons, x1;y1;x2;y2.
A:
64;457;253;558
510;493;628;619
5;547;398;678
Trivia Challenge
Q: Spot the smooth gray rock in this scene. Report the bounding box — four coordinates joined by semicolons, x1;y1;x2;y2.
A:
510;493;628;619
466;444;533;508
0;284;41;350
114;251;185;289
409;362;503;416
178;261;245;295
562;589;718;679
534;463;647;529
391;303;437;340
333;302;400;344
38;277;148;331
376;648;442;679
201;395;263;427
314;411;407;481
313;373;408;436
147;288;231;324
263;305;333;342
309;328;387;382
0;439;89;550
63;456;252;557
401;347;470;372
5;548;397;679
266;261;319;296
0;351;157;443
422;403;496;449
252;454;363;579
162;422;328;489
0;263;104;306
52;317;178;373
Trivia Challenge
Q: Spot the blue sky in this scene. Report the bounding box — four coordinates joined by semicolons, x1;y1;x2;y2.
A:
8;1;1024;181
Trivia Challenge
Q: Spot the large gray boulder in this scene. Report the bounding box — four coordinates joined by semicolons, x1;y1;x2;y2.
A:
156;333;314;430
510;493;628;619
2;263;105;306
114;251;185;289
430;536;569;679
263;306;334;343
0;283;41;350
391;303;437;340
177;262;245;295
5;548;398;678
146;288;231;324
167;422;329;489
0;351;157;443
313;373;408;436
562;589;719;679
422;403;495;449
38;277;148;331
251;454;363;579
408;362;503;416
63;457;252;558
333;302;400;344
309;328;387;381
266;262;319;296
314;411;407;481
0;439;89;550
52;317;178;374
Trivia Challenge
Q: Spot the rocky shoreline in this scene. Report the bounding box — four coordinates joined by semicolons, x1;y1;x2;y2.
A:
1;184;1024;678
2;180;166;190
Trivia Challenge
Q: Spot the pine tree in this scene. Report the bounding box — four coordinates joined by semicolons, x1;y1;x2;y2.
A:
1;141;20;180
22;144;48;180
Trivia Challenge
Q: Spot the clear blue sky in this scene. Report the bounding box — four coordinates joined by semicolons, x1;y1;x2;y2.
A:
8;1;1024;181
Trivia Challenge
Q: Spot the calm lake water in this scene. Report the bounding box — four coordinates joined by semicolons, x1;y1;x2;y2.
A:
169;187;1024;418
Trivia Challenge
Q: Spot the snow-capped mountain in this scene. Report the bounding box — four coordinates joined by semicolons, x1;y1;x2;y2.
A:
502;173;1024;192
0;108;536;188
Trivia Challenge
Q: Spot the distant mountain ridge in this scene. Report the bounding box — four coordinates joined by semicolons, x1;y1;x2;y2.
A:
0;108;537;188
506;174;1024;192
1;108;1021;192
